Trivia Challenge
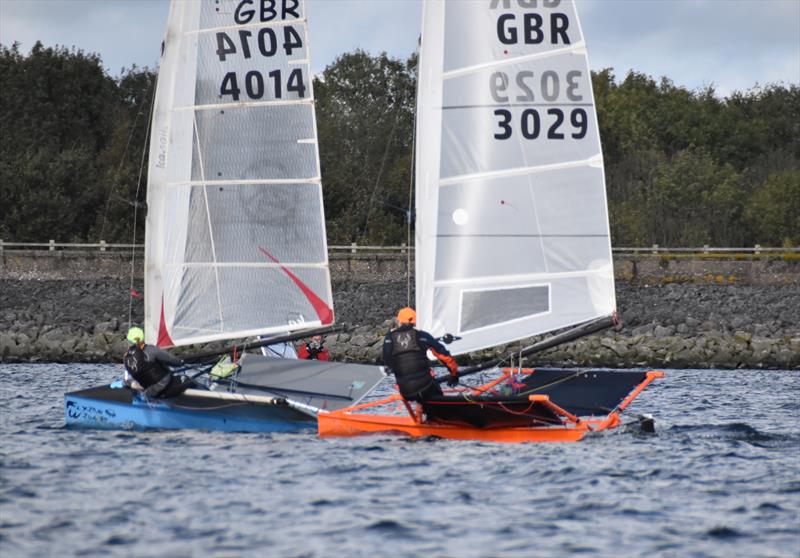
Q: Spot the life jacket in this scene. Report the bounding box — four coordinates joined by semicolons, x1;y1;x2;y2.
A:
389;326;433;397
124;345;169;389
301;343;327;360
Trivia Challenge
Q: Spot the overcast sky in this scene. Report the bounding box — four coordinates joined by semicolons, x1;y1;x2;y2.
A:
1;0;798;97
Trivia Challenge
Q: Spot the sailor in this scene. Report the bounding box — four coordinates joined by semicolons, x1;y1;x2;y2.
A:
383;307;459;401
298;335;330;361
123;327;190;398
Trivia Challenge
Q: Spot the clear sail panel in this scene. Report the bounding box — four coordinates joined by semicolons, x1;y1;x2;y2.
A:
182;182;327;264
173;266;333;341
191;105;318;181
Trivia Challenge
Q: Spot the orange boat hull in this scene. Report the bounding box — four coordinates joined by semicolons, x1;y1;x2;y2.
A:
319;412;593;442
317;369;663;443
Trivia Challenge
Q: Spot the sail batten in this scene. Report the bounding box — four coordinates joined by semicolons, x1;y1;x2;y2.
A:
438;155;603;185
416;0;614;356
145;0;332;347
177;98;315;111
442;41;586;80
186;18;306;34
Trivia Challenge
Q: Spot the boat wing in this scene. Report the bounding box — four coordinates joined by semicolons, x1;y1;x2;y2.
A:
233;355;386;412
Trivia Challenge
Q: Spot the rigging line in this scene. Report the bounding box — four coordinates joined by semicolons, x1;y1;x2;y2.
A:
407;68;418;307
128;77;157;329
101;74;156;242
397;48;421;308
360;97;402;242
193;111;226;331
517;371;584;397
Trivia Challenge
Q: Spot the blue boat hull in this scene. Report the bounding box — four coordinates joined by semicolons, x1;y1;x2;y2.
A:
64;385;315;433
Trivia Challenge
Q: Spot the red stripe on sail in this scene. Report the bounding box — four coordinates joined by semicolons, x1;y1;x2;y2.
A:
258;246;334;325
157;296;175;348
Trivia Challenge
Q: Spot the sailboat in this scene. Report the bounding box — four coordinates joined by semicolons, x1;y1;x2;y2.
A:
318;0;663;442
65;0;384;432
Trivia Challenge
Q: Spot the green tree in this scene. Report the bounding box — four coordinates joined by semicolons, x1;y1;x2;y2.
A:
0;42;117;241
745;170;800;246
314;50;417;244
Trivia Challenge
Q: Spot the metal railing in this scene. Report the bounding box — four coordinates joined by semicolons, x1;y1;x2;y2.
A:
0;240;796;255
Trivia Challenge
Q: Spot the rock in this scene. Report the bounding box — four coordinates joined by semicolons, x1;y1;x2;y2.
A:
0;333;15;358
93;321;117;335
685;317;700;328
699;320;716;332
349;334;375;348
733;331;752;344
654;325;674;338
38;328;66;350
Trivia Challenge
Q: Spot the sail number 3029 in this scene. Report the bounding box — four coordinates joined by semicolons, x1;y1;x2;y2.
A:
494;108;587;140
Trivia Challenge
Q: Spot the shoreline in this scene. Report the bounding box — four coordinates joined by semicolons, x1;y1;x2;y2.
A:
1;277;797;369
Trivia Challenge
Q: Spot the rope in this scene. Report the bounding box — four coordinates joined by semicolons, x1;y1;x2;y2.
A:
360;99;402;241
127;77;157;329
99;75;156;241
406;78;417;306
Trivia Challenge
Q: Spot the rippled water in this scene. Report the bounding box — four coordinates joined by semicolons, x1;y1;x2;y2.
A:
1;364;798;557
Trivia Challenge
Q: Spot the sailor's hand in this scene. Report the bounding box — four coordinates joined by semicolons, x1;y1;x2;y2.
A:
446;374;459;388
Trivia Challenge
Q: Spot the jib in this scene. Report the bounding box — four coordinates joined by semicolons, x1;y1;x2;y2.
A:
497;13;570;45
234;0;300;24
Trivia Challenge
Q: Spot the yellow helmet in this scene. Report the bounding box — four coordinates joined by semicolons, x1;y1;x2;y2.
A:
126;326;145;345
397;307;416;325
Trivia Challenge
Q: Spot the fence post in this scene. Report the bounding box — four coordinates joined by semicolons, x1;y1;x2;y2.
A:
350;242;357;254
0;239;3;253
49;239;55;251
703;244;709;254
100;240;106;252
401;242;406;254
755;244;761;255
651;243;659;254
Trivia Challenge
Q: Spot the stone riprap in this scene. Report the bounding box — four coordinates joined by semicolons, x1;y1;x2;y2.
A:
0;277;797;369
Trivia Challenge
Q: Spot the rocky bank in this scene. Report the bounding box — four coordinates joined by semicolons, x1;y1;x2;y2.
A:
0;277;798;369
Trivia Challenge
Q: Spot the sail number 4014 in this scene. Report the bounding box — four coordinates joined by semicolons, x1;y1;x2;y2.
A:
220;69;306;101
494;108;587;140
216;28;303;61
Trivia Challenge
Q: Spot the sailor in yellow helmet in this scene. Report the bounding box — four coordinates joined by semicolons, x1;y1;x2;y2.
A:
382;307;459;401
123;326;189;398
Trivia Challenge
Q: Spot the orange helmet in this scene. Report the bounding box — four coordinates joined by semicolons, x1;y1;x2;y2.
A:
397;307;416;325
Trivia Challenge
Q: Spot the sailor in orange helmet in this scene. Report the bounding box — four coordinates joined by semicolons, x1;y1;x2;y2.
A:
382;307;459;401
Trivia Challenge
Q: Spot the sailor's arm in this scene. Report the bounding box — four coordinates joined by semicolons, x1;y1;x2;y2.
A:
418;331;458;376
145;345;183;367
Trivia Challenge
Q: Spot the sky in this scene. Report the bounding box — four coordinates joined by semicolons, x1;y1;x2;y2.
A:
1;0;798;97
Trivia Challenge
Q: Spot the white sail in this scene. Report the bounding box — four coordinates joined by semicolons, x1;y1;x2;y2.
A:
145;0;332;347
415;0;615;356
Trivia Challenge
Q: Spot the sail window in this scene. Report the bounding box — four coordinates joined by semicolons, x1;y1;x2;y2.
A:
460;285;550;333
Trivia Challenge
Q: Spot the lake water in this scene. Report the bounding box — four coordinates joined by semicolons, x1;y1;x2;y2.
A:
1;364;798;557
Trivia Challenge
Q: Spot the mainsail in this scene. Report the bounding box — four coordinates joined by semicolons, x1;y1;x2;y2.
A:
415;0;615;356
145;0;332;347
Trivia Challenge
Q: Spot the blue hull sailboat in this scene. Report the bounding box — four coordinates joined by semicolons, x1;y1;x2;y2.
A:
65;0;385;432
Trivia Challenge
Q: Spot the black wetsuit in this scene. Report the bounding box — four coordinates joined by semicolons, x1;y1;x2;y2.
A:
382;325;453;401
124;344;188;398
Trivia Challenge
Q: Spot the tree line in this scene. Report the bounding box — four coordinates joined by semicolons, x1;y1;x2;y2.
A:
1;42;797;247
